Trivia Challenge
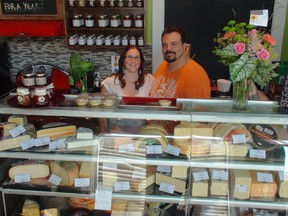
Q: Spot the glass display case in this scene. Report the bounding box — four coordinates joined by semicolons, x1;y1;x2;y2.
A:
0;94;287;216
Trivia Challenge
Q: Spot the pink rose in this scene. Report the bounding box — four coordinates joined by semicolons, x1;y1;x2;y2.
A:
249;29;258;37
256;48;270;60
234;43;246;54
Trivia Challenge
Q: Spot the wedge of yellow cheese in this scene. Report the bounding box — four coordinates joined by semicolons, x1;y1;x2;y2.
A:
8;115;28;126
156;172;186;193
232;169;251;200
9;161;50;179
250;170;277;198
41;208;59;216
276;171;288;198
191;168;209;197
22;199;40;216
0;134;30;151
49;161;79;186
37;125;76;140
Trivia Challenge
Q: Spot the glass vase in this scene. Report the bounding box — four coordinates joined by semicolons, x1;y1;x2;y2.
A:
232;78;251;110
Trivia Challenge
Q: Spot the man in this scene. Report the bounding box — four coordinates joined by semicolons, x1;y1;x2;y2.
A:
151;26;211;99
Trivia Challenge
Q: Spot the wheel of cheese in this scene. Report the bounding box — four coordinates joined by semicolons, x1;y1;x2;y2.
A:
248;124;287;151
213;123;252;144
140;124;168;136
49;161;79;186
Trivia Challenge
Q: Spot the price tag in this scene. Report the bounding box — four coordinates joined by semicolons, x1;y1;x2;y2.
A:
20;138;35;150
232;134;246;144
212;170;228;181
49;139;66;150
193;171;209;181
118;143;134;153
102;162;117;170
257;172;273;183
249;10;268;27
14;173;30;183
35;136;50;147
95;185;112;210
157;166;171;174
48;174;62;186
235;184;248;193
75;178;90;187
165;144;180;156
159;182;175;194
9;125;26;137
114;181;130;191
249;149;266;159
131;168;146;179
279;171;284;181
146;145;162;154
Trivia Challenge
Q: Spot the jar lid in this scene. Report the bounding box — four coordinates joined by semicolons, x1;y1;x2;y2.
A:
17;87;30;94
35;88;47;95
22;71;34;77
35;71;46;77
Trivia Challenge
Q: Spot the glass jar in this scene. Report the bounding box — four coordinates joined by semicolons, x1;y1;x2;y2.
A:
105;35;113;46
34;88;49;107
135;15;143;28
17;87;31;107
98;15;109;27
113;35;121;46
85;15;95;27
117;0;124;7
68;0;76;7
127;0;133;7
22;71;35;87
110;15;121;28
109;0;116;7
35;71;47;86
123;15;132;28
78;35;87;45
99;0;106;7
121;35;129;46
72;15;82;27
129;36;136;45
136;0;143;7
138;35;144;46
96;35;105;45
78;0;86;7
88;0;96;7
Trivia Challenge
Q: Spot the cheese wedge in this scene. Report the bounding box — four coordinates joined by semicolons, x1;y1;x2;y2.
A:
131;166;156;192
191;168;209;197
66;136;99;149
77;127;94;139
276;171;288;198
210;169;228;196
250;170;277;198
156;172;186;193
232;169;251;200
37;125;76;140
0;134;30;151
79;162;95;178
0;122;16;137
22;199;40;216
8;115;28;126
49;161;79;186
9;161;50;180
41;208;59;216
172;166;188;179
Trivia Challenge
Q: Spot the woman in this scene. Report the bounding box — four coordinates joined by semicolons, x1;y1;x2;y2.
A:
101;45;154;97
100;46;154;133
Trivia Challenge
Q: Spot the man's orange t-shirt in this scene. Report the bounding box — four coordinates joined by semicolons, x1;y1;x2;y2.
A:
151;59;211;99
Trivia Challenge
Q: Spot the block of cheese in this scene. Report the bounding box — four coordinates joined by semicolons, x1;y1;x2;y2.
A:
0;134;30;151
156;172;186;193
8;115;28;126
0;122;16;137
41;208;59;216
227;143;251;157
66;136;99;149
250;170;277;198
24;123;36;133
232;169;251;200
191;168;209;197
172;166;188;179
134;137;167;153
102;170;118;187
131;166;156;192
276;171;288;198
22;199;40;216
174;122;214;137
9;160;50;180
210;169;228;196
49;161;79;186
79;162;95;178
77;127;94;139
37;125;76;140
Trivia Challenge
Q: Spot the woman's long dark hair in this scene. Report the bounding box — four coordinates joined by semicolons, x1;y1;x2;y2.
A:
114;45;146;90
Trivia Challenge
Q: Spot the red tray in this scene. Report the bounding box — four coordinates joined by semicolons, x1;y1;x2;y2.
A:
118;97;177;109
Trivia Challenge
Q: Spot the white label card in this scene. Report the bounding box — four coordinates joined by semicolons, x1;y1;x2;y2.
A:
14;173;30;183
235;184;248;193
114;181;130;191
95;185;112;210
48;174;62;186
9;125;26;137
257;172;273;183
193;171;209;181
20;138;35;150
249;149;266;159
232;134;246;144
75;178;90;187
118;143;134;153
146;145;162;154
165;144;181;156
102;162;117;170
159;182;175;194
212;170;228;181
35;136;50;147
157;165;171;174
49;139;66;150
249;10;268;27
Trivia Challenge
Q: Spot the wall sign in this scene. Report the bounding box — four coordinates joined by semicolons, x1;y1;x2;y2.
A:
1;0;57;15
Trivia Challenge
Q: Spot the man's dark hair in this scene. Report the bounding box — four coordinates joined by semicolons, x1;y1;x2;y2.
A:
161;26;186;44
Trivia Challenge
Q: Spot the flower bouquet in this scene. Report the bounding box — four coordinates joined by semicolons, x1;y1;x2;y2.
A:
213;20;279;109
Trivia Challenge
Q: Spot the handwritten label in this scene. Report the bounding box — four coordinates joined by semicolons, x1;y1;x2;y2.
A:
146;145;162;154
249;149;266;159
165;144;181;156
1;0;57;15
14;173;30;183
95;185;112;210
232;134;246;144
75;178;90;188
114;181;130;191
212;170;228;181
257;172;273;183
159;182;175;194
235;184;248;193
118;143;134;153
157;166;171;174
9;125;26;137
35;136;50;147
249;10;269;27
49;139;66;150
48;174;62;186
20;138;35;150
193;171;209;181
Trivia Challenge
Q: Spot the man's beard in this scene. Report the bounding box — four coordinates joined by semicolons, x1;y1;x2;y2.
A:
164;51;176;63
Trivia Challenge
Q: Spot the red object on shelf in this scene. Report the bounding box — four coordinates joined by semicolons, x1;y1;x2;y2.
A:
0;20;65;37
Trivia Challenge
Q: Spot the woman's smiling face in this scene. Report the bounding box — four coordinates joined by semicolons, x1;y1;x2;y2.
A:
124;48;141;73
